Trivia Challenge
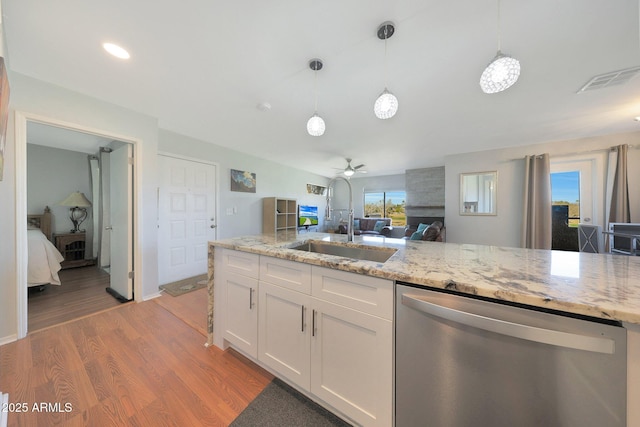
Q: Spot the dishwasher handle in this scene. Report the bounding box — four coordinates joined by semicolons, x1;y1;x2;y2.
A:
401;293;615;354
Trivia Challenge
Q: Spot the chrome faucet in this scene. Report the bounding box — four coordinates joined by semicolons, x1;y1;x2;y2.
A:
325;176;354;242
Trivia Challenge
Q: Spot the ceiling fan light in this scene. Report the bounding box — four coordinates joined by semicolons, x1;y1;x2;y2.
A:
480;51;520;94
307;113;325;136
344;168;355;177
374;89;398;119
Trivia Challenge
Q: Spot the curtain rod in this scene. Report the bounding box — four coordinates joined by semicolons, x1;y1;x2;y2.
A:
513;144;638;161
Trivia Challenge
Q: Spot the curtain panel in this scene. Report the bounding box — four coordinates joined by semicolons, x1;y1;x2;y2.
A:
608;144;631;224
521;154;551;249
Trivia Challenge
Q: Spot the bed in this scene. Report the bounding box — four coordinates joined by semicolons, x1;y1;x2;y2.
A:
27;207;64;287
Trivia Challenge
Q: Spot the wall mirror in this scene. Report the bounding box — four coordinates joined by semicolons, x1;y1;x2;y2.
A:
460;171;497;215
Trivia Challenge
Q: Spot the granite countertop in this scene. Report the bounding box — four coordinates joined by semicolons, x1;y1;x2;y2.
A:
210;231;640;325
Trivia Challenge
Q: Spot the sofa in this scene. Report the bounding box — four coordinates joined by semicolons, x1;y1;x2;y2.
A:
403;216;446;242
338;218;391;236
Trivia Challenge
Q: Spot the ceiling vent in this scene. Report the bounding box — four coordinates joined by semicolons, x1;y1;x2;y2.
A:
577;66;640;93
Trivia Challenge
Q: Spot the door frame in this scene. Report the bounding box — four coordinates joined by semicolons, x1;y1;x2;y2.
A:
157;151;220;284
550;158;597;226
14;111;142;339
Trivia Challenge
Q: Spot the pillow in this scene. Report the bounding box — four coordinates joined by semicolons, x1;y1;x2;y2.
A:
417;223;429;233
353;219;360;230
409;231;423;240
423;224;442;242
373;220;386;233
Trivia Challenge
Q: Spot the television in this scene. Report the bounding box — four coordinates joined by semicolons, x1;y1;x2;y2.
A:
608;223;640;255
298;205;319;227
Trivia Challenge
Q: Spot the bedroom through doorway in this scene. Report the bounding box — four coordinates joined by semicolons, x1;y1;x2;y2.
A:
24;120;135;333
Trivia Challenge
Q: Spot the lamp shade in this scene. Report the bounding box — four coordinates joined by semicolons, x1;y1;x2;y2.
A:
307;113;326;136
374;88;398;119
59;191;92;207
480;51;520;94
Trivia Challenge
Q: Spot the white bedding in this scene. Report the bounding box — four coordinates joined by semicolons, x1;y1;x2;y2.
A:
28;228;64;286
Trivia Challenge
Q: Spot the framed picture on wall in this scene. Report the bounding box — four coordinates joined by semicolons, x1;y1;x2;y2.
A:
306;183;326;195
230;169;256;193
0;57;10;181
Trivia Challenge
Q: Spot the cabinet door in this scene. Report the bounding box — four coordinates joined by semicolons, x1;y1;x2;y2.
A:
258;282;311;390
310;298;392;427
223;272;259;358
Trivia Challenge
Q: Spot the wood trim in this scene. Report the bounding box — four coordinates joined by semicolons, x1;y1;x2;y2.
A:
27;206;53;241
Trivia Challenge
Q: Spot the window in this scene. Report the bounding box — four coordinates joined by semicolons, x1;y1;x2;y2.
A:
364;191;406;226
551;171;580;227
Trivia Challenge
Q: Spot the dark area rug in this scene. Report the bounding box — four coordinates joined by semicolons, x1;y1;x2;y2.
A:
230;378;352;426
158;274;207;296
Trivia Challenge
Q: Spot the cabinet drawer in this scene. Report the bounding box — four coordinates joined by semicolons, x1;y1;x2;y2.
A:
218;248;260;279
311;267;393;320
260;256;312;294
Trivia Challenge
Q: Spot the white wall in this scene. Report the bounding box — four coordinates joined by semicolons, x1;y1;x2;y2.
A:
27;144;95;254
0;72;160;342
158;130;330;238
444;131;640;247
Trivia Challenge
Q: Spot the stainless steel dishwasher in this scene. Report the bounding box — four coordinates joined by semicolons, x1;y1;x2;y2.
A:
395;283;627;427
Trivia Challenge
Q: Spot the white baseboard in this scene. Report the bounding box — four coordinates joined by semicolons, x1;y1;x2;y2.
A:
0;334;17;347
143;292;162;301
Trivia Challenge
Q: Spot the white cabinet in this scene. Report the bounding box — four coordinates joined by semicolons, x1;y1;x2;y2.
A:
310;298;392;427
259;282;311;389
217;249;260;358
258;256;392;427
217;250;393;427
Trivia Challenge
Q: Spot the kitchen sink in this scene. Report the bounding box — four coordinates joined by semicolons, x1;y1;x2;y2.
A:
289;240;397;263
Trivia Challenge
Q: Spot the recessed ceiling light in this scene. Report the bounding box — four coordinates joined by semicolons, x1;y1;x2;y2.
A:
103;42;130;59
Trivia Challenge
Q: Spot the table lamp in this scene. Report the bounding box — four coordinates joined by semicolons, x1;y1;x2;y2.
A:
59;191;92;233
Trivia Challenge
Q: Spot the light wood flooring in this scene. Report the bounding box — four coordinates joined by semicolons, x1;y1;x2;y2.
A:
28;266;125;333
1;286;273;426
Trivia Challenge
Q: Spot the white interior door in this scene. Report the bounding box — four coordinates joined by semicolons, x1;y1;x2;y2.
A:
108;143;133;300
158;155;217;285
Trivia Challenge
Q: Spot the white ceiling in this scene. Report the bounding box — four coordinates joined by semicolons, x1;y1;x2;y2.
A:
4;0;640;177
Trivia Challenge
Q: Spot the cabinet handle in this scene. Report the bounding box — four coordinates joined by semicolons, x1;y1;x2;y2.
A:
312;309;316;337
301;305;305;332
249;288;253;309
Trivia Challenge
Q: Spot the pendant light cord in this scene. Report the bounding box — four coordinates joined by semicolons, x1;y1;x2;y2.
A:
496;0;502;52
313;67;318;112
384;27;389;88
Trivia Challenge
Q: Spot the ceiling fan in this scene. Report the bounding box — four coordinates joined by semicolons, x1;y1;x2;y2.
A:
336;158;367;177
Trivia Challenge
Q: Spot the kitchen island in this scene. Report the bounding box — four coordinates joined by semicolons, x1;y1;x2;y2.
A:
208;231;640;425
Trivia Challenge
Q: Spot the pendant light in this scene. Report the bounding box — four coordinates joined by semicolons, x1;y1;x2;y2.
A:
374;22;398;120
307;59;325;136
480;0;520;94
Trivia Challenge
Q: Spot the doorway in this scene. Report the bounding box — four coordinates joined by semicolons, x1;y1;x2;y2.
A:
157;154;218;285
16;112;140;338
550;160;595;251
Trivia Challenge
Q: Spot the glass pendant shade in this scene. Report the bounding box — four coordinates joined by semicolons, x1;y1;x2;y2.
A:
307;113;325;136
480;51;520;94
374;88;398;119
344;167;355;177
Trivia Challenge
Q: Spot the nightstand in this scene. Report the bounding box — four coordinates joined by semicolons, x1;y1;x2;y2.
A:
53;232;94;269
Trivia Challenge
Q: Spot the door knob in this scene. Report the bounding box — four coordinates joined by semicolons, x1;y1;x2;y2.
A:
105;226;113;230
210;225;217;229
